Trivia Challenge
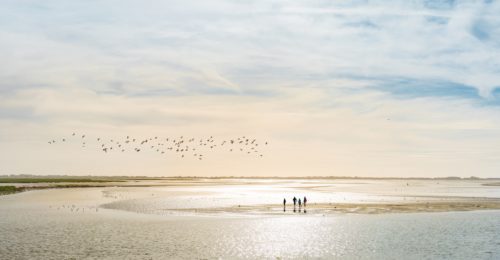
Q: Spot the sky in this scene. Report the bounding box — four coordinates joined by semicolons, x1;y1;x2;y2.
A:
1;0;500;177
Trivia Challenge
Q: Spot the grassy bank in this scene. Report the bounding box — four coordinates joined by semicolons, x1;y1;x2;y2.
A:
0;186;18;195
0;178;120;183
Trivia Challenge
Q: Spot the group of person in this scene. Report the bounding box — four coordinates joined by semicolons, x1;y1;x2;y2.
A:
283;196;307;212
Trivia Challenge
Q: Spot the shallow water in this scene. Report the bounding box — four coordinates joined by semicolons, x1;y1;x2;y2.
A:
1;179;500;259
1;207;499;259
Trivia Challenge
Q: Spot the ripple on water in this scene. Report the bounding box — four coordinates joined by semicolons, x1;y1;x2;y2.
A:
1;208;500;259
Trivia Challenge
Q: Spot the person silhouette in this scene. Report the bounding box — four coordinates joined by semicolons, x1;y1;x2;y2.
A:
283;198;286;212
293;196;297;206
304;196;307;207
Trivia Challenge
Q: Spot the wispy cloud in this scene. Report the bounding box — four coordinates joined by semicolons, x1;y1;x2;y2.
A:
1;0;500;177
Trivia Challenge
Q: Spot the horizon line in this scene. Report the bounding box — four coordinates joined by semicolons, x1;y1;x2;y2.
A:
1;174;499;180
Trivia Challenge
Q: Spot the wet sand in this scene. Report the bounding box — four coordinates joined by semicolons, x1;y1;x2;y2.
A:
172;200;500;215
483;182;500;186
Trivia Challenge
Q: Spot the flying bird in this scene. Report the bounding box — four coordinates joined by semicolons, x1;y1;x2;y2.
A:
47;134;268;160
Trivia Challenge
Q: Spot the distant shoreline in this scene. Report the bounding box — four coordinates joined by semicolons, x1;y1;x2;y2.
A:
1;176;499;197
1;175;499;181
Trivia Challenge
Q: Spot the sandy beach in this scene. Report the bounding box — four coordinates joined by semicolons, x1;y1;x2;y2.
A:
169;200;500;215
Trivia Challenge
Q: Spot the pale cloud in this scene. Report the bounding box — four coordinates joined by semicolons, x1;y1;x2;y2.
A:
1;0;500;177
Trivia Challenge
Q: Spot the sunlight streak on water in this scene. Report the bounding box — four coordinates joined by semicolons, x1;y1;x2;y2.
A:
1;209;499;259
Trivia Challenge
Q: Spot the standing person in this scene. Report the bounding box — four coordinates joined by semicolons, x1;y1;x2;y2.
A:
283;198;286;212
304;196;307;207
293;196;297;207
298;198;302;208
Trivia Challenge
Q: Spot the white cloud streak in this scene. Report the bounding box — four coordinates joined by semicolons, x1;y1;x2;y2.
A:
1;0;500;177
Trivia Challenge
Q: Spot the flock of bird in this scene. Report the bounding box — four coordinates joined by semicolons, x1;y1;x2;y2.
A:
48;132;268;160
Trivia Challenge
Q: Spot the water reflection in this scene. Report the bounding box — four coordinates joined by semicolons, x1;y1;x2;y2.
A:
2;208;499;259
2;185;500;259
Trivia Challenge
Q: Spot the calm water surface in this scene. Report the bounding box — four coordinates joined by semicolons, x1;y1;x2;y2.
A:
1;207;500;259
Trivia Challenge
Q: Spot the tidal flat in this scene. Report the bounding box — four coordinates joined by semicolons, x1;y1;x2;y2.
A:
1;178;500;259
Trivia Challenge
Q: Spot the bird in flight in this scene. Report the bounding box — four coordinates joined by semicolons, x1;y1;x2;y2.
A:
48;133;269;161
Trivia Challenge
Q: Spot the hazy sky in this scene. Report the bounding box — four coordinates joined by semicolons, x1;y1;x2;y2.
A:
1;0;500;177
